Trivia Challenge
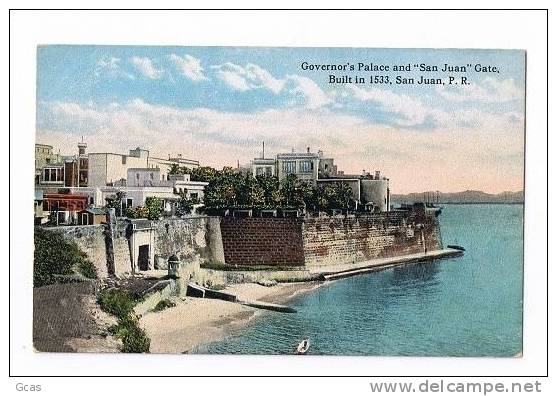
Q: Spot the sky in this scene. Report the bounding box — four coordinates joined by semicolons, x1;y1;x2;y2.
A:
36;46;525;194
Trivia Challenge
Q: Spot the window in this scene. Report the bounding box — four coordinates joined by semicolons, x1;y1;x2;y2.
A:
282;161;296;175
126;198;133;208
43;167;64;183
299;160;313;173
150;173;154;179
265;166;273;176
256;167;265;176
190;193;199;199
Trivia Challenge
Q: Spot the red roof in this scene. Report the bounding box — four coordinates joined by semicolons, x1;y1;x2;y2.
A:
43;193;88;200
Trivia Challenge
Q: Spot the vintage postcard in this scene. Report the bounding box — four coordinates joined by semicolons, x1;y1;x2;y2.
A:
33;46;524;356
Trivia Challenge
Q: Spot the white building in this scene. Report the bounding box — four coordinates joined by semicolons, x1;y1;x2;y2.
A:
251;158;276;177
66;165;208;216
87;147;199;187
88;148;149;187
249;147;390;211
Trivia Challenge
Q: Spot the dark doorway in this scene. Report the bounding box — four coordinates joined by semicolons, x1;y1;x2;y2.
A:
138;245;150;271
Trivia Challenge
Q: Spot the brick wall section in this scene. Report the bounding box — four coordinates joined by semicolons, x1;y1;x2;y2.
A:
220;217;305;266
303;211;442;268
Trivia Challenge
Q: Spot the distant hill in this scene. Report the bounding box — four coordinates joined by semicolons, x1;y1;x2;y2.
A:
391;190;524;204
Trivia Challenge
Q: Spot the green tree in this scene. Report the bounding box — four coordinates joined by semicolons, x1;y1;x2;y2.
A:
255;174;281;207
144;197;163;220
279;175;314;209
175;191;200;216
204;171;241;208
313;182;354;210
331;181;354;209
168;163;181;175
235;174;265;208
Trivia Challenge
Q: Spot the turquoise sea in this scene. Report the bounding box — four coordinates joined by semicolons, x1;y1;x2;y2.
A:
198;204;523;356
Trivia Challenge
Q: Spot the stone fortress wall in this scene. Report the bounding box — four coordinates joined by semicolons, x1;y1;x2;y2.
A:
53;206;442;277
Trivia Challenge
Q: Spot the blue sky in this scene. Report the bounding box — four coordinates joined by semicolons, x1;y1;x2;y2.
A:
36;46;525;193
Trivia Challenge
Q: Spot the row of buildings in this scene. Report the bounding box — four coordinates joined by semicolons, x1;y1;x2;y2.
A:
35;141;390;226
35;142;207;225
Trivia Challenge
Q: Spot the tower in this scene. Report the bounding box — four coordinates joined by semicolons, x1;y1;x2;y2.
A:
78;138;87;156
77;138;88;187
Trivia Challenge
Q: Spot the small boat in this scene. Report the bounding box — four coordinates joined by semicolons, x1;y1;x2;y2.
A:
296;339;310;355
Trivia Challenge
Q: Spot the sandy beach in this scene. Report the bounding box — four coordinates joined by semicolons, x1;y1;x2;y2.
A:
139;282;323;354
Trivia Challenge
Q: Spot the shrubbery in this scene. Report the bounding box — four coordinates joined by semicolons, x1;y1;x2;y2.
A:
98;288;150;353
120;321;150;353
169;164;356;211
107;315;150;353
98;288;136;318
34;228;97;287
78;261;98;280
124;198;162;220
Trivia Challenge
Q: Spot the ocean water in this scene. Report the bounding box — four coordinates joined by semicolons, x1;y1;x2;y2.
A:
198;204;523;356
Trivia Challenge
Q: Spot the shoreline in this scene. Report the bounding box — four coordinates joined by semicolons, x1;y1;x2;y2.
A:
139;281;325;354
139;249;461;354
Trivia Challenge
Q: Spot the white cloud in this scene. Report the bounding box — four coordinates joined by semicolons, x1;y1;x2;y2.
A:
37;98;523;194
95;56;134;79
245;64;285;94
346;85;439;126
212;63;252;91
286;75;332;110
47;101;109;125
169;54;208;82
436;78;522;103
97;56;120;70
130;56;163;79
210;62;334;109
211;62;285;94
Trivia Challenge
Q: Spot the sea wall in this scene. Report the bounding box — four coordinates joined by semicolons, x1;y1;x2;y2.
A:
220;217;305;266
218;209;442;268
53;208;441;277
303;211;441;268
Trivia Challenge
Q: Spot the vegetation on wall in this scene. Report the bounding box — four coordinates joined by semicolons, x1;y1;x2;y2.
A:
144;197;163;220
169;164;357;212
34;228;97;287
169;164;221;182
125;206;149;219
124;197;163;220
175;192;200;216
203;172;355;211
98;288;150;353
